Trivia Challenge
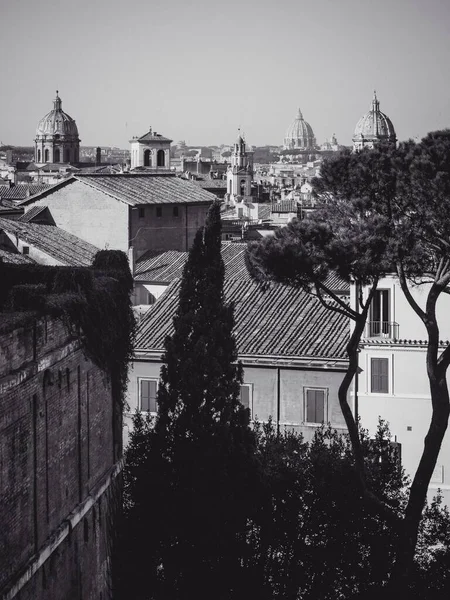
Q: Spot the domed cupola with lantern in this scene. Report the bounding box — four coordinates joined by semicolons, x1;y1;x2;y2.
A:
283;108;316;150
35;91;80;165
352;91;396;151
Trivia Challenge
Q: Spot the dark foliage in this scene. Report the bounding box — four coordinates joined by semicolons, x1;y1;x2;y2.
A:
0;252;135;410
245;419;409;600
119;202;258;600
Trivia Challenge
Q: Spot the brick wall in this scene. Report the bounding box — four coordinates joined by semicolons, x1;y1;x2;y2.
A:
0;314;118;599
130;202;211;260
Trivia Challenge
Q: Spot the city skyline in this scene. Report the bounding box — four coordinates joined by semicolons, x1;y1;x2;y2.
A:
1;0;449;148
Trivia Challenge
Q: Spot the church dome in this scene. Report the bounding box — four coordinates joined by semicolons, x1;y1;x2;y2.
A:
353;92;396;150
284;109;316;150
35;92;79;139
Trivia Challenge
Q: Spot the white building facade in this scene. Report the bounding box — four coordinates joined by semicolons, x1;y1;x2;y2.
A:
352;275;450;506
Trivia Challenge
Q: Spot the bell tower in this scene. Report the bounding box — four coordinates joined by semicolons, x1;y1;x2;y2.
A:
226;132;253;205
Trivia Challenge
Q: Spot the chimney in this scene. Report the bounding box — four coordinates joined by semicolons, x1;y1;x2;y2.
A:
96;147;102;166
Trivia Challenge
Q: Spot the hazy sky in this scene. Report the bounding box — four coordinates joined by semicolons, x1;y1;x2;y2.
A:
1;0;449;148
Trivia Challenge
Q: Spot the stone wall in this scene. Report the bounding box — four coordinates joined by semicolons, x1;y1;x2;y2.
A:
0;315;120;599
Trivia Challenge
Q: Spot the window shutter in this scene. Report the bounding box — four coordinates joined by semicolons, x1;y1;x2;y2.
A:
371;358;380;392
379;358;389;393
240;385;250;409
140;380;150;412
306;390;325;423
306;390;316;422
315;390;325;422
140;380;158;412
371;358;389;393
148;380;158;413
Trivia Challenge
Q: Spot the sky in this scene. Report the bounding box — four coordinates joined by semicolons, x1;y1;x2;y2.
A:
0;0;449;149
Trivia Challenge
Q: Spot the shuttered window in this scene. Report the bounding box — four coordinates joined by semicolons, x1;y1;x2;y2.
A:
371;358;389;393
140;379;158;413
305;389;326;423
240;384;252;416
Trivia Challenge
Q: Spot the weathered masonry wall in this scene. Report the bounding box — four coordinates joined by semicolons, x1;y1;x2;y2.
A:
130;202;211;260
0;315;119;599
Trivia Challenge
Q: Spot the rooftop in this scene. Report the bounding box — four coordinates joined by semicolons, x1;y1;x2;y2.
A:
135;242;249;282
0;217;99;267
0;184;53;202
18;174;218;208
135;278;349;361
0;248;35;265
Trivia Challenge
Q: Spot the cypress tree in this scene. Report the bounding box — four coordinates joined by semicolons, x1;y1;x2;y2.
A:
123;201;257;600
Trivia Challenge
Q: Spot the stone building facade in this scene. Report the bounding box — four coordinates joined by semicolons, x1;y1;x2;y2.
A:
130;127;172;170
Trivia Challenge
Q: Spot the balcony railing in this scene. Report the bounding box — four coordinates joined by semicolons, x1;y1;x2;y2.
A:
366;321;399;339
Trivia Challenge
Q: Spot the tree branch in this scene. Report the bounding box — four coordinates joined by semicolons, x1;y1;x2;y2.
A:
396;261;426;322
315;279;359;320
312;284;356;319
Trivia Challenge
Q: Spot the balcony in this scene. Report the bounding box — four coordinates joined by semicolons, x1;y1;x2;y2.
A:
366;321;399;339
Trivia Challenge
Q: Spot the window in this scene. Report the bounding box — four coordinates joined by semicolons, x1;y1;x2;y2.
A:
173;206;179;218
156;206;162;218
54;148;60;163
37;149;41;162
65;149;70;163
139;378;158;413
371;358;389;393
144;149;151;167
138;206;145;219
44;149;49;162
22;246;30;255
370;289;390;336
240;384;253;415
305;388;327;424
157;149;165;167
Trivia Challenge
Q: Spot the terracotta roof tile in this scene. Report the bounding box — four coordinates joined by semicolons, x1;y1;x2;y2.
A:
0;249;35;265
0;184;53;201
0;218;99;266
18;205;49;223
74;173;217;206
135;278;349;360
271;200;298;213
135;242;249;282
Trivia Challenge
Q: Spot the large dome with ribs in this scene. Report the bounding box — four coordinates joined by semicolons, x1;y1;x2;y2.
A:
36;92;79;139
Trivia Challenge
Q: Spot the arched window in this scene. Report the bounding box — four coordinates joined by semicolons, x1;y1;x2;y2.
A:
44;149;49;162
54;148;60;163
37;149;41;162
228;179;232;194
65;149;70;163
240;179;246;196
144;149;151;167
157;149;165;167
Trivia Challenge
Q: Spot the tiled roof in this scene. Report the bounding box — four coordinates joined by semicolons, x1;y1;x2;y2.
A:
74;174;217;206
0;249;35;265
18;205;49;223
0;217;99;266
134;132;173;143
258;204;271;220
271;200;298;213
322;271;350;295
135;242;249;282
0;184;53;201
77;164;123;174
135;278;349;360
190;178;228;190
